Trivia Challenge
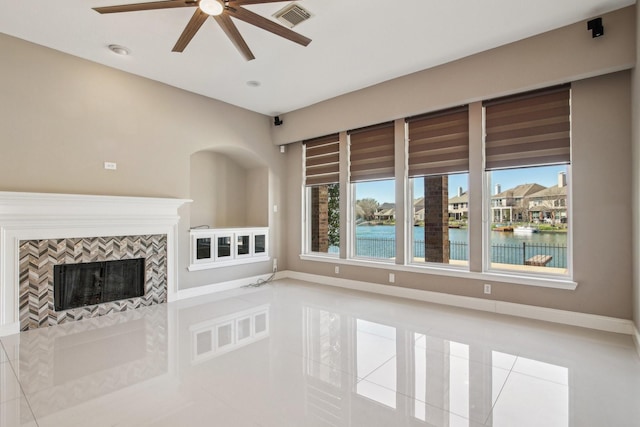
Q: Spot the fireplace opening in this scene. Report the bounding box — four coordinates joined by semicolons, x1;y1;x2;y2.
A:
54;258;145;311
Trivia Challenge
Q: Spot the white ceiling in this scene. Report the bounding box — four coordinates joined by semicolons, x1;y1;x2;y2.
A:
0;0;634;116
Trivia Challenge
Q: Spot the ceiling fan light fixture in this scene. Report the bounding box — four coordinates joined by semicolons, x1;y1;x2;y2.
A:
199;0;224;16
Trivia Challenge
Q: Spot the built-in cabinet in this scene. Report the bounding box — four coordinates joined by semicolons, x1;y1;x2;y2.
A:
188;227;269;271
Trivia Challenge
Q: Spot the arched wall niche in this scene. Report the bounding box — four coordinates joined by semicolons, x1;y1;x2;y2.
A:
189;146;269;228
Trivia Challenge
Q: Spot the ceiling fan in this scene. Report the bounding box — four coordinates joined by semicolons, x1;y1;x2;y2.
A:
93;0;311;60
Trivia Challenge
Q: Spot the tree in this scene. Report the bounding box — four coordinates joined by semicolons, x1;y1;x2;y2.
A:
356;198;379;221
327;183;340;247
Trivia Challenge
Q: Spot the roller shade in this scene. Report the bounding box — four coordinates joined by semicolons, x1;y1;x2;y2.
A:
484;85;571;170
406;106;469;177
348;122;395;182
304;133;340;186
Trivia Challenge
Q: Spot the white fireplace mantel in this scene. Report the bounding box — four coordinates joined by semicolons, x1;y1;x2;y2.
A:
0;191;191;336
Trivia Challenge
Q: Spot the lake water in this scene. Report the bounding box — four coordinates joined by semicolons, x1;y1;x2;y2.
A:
353;225;567;268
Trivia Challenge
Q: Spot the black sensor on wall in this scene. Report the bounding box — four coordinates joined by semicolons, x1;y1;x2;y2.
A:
587;17;604;38
274;116;283;126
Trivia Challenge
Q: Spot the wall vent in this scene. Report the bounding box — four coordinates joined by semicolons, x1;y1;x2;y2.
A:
273;3;312;28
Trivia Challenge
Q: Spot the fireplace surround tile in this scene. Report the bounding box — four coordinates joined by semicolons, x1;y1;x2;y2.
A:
19;235;167;331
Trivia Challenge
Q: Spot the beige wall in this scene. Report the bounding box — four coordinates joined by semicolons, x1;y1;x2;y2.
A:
633;4;640;333
0;33;286;290
246;167;269;227
190;151;248;228
272;6;635;146
276;8;635;319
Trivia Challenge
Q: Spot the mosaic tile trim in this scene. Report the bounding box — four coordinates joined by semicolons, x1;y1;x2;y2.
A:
18;235;167;331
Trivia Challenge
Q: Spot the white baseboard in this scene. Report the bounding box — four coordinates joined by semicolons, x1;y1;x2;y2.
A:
634;325;640;358
0;322;20;338
175;273;275;301
279;270;636;336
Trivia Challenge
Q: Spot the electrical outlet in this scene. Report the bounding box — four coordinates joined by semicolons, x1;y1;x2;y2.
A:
334;266;339;274
484;284;492;294
389;273;395;283
104;162;117;170
273;258;278;272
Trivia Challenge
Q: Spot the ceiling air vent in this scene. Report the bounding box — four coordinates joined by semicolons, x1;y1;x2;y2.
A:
273;3;312;28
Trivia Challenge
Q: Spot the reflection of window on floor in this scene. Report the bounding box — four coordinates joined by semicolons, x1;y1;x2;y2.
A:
413;335;470;424
302;307;345;425
356;319;397;408
303;308;342;387
448;341;470;421
413;333;428;421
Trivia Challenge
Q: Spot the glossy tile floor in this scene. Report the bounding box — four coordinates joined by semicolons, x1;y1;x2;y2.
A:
1;279;639;427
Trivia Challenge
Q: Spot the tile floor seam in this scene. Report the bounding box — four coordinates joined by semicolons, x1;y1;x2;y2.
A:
356;354;397;382
482;357;517;426
508;369;570;387
358;374;480;425
7;358;41;427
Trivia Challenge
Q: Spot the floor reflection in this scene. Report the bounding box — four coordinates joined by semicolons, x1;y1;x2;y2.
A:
0;279;638;427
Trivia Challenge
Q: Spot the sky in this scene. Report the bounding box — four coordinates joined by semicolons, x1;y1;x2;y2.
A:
355;165;568;204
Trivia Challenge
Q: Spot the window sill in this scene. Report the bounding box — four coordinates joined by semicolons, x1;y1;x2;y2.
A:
298;254;577;290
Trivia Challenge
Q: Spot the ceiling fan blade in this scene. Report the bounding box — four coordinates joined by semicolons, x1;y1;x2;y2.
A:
172;8;209;52
93;0;195;14
231;0;289;5
213;14;255;61
227;6;311;47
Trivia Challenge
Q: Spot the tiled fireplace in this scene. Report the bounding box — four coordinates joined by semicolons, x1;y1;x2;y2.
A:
19;235;167;330
0;192;190;335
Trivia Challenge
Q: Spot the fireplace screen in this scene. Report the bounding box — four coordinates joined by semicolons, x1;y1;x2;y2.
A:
54;258;145;311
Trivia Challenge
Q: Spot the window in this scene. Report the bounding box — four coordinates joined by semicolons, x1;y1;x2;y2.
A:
304;134;340;255
349;122;395;260
299;83;573;284
407;106;469;267
484;85;570;275
353;179;396;259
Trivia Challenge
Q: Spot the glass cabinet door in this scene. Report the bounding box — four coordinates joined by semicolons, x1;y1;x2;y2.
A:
237;234;251;257
196;237;212;260
216;236;232;260
254;234;266;254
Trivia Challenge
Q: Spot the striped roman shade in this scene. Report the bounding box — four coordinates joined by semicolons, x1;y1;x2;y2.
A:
304;133;340;186
484;85;571;170
406;106;469;177
348;122;395;182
